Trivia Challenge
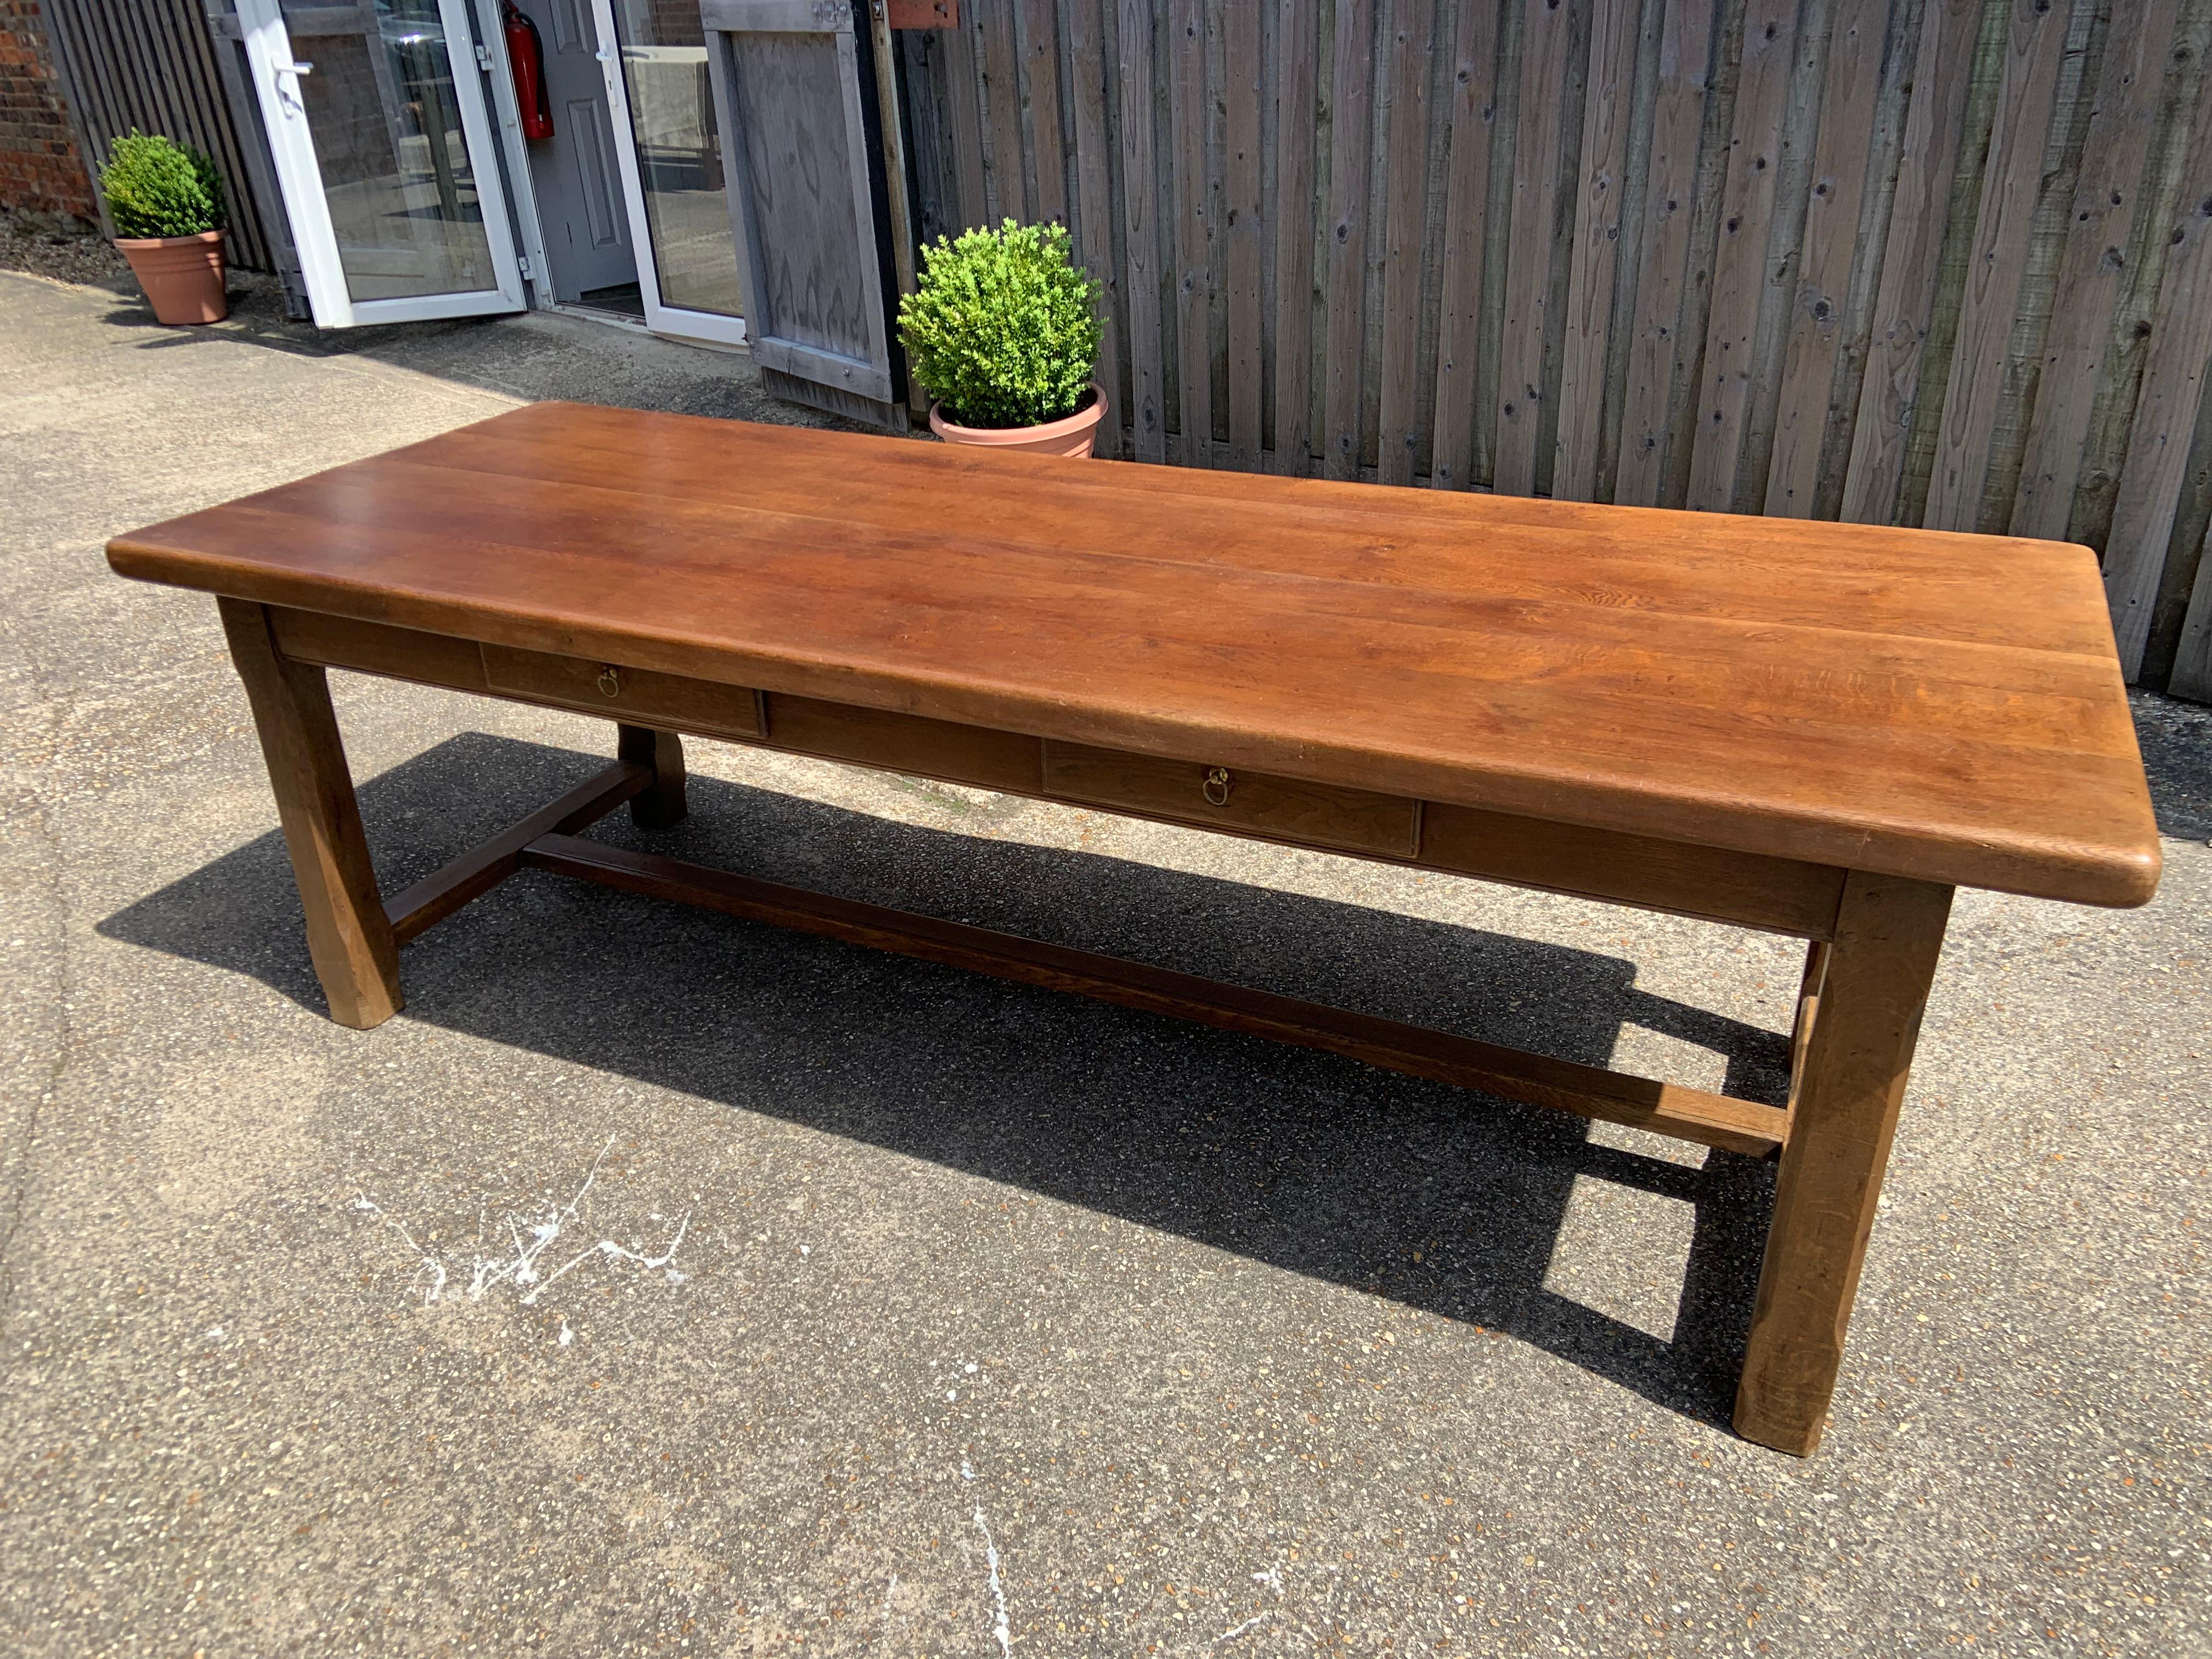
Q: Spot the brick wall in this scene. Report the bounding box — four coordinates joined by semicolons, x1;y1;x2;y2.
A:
0;0;95;225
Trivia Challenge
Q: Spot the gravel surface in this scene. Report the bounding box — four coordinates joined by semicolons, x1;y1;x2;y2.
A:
0;221;127;287
1;269;2205;1658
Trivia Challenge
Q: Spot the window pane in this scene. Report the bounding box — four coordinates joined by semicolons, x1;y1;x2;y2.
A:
285;3;497;302
610;0;744;319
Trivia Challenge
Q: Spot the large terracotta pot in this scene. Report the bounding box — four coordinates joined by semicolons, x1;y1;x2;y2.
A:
928;385;1107;458
115;230;228;325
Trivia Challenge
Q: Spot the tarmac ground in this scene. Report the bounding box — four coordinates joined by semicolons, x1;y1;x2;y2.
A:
1;264;2206;1656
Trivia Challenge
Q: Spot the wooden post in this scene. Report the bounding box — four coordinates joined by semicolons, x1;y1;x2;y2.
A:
1736;872;1953;1455
1786;939;1831;1104
618;724;689;830
217;597;403;1030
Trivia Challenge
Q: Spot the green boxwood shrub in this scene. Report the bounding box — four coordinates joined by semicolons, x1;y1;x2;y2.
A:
99;131;226;240
898;219;1102;429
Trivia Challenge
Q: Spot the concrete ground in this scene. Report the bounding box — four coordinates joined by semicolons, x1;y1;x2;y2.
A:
1;263;2205;1659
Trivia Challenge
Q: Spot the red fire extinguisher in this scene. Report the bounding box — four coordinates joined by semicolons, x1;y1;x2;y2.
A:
503;2;554;140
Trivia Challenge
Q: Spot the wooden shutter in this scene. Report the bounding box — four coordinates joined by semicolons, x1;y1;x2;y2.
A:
700;0;901;428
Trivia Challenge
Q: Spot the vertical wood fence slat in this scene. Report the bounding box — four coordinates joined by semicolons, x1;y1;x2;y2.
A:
1763;0;1884;520
1224;0;1266;470
1555;0;1639;501
1116;0;1168;459
941;14;991;229
1685;0;1797;513
1020;0;1069;224
1322;0;1379;479
1838;0;1982;524
1169;0;1212;464
2174;520;2212;699
1428;0;1502;493
43;0;277;270
899;0;2212;697
980;0;1029;221
1065;0;1124;455
2104;64;2212;673
1613;0;1715;506
902;36;951;244
1922;0;2070;533
1272;0;1322;476
1376;0;1437;486
2011;0;2184;540
1493;0;1576;498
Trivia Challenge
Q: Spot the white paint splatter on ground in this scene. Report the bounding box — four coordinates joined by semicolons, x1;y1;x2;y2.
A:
971;1504;1012;1658
352;1135;691;1311
1212;1558;1288;1646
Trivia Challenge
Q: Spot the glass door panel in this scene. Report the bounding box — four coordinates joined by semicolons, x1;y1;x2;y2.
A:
594;0;746;345
241;0;524;326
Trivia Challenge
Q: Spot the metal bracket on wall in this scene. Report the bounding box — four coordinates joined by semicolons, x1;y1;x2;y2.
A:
883;0;955;27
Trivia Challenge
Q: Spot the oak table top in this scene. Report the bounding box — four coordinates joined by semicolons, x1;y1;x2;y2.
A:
106;399;2160;905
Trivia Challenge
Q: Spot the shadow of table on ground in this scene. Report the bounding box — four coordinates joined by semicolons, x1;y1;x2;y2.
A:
101;732;1793;1431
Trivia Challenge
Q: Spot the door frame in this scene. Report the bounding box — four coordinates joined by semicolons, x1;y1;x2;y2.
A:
239;0;527;328
469;0;553;304
589;0;749;348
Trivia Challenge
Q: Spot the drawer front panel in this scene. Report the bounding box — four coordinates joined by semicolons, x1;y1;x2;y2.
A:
764;695;1043;793
1044;741;1420;857
482;645;764;740
270;609;490;692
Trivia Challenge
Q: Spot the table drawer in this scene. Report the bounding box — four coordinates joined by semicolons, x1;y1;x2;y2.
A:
1043;741;1420;857
482;645;764;740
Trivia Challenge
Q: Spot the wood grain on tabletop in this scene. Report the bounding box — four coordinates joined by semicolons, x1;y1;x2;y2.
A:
107;401;2161;907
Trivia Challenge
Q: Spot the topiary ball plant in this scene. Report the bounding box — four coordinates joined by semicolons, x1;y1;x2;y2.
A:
898;219;1102;430
100;131;226;240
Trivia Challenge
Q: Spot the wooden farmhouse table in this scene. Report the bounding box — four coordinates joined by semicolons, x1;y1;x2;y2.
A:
109;401;2161;1455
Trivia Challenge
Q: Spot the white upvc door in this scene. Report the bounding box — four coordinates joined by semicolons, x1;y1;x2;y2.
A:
239;0;526;328
590;0;749;348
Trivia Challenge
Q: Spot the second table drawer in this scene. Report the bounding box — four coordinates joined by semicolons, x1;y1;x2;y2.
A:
1043;741;1420;857
482;645;764;739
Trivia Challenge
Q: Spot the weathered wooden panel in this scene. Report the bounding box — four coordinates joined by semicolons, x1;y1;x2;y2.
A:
1684;0;1795;514
1554;0;1638;501
43;0;279;270
2009;0;2183;540
1922;0;2069;532
1375;0;1437;487
901;0;2212;697
1764;0;1885;519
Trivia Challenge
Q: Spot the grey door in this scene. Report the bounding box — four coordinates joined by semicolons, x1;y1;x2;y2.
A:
515;0;634;300
700;0;899;427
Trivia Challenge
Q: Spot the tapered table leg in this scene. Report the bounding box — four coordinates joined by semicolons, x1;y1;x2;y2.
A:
218;598;403;1029
618;725;688;829
1735;872;1951;1454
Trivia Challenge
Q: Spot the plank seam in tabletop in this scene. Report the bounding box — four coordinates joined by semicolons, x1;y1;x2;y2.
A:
104;403;2162;908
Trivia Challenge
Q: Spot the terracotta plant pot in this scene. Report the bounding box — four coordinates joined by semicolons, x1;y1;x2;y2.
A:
115;230;228;325
928;385;1107;458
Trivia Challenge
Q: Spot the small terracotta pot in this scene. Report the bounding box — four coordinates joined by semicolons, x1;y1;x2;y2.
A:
928;385;1107;458
115;230;228;325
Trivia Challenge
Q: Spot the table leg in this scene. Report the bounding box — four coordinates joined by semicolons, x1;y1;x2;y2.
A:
1786;940;1831;1104
218;598;403;1030
1735;871;1951;1455
618;725;688;829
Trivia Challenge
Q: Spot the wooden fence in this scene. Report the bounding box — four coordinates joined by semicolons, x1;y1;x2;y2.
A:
897;0;2212;700
39;0;278;272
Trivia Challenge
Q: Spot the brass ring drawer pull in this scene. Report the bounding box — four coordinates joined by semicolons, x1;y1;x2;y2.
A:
1204;765;1233;806
597;665;622;698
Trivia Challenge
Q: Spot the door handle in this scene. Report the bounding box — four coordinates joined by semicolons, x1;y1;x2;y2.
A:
273;59;313;116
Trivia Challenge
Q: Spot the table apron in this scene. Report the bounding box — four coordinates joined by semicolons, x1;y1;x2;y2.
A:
267;607;1848;943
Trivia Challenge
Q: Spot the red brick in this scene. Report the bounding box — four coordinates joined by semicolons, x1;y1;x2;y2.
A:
0;0;95;221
